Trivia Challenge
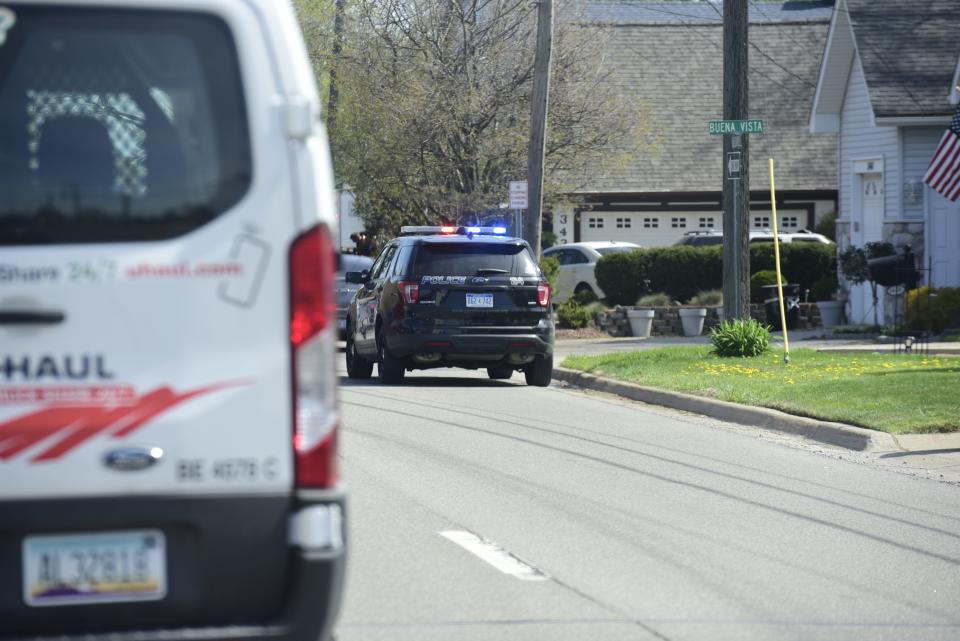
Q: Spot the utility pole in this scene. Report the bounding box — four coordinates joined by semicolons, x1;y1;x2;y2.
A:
525;0;553;257
326;0;346;137
722;0;750;321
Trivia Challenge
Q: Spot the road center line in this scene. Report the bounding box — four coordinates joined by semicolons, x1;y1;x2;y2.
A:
439;530;548;581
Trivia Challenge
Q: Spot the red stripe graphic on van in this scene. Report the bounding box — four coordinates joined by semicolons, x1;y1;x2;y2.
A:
0;382;240;463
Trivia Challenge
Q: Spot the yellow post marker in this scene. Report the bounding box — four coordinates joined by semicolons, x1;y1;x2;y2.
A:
768;158;790;364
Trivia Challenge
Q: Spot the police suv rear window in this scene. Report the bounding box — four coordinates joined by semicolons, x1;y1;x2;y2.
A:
0;6;251;245
413;243;539;278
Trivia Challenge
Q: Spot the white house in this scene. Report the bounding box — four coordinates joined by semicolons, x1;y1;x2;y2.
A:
809;0;960;325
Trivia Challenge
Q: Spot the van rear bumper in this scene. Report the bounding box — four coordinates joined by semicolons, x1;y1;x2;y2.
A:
1;489;346;641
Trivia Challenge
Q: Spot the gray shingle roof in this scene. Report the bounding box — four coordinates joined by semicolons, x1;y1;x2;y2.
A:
846;0;960;118
574;12;836;193
584;1;834;25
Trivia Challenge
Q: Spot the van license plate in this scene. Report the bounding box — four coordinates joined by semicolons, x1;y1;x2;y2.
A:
23;531;167;607
466;293;494;308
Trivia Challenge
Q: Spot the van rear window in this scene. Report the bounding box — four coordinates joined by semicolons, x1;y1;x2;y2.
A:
413;243;539;277
0;6;251;245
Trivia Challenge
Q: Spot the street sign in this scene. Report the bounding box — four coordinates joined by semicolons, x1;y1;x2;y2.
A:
509;181;528;209
726;151;741;180
709;119;765;136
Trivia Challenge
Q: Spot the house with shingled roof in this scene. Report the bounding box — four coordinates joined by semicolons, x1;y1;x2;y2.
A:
809;0;960;325
551;1;837;250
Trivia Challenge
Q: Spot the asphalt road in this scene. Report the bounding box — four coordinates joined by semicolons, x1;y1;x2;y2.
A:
335;360;960;641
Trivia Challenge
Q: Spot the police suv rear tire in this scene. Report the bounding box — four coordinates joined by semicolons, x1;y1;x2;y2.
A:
346;336;373;379
487;366;513;380
524;355;552;387
378;335;405;384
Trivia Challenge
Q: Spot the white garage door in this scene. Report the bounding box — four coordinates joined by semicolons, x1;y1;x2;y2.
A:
580;213;721;247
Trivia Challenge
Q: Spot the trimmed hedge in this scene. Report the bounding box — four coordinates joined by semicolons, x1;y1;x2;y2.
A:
594;252;642;306
595;243;836;305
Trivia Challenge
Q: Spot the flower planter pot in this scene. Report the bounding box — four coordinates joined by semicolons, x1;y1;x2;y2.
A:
626;308;655;337
678;307;707;336
816;300;844;328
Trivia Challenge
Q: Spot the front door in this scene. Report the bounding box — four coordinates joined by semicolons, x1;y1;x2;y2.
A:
928;188;960;287
852;173;884;323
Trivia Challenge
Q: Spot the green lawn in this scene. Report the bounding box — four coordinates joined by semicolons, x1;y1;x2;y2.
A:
562;347;960;434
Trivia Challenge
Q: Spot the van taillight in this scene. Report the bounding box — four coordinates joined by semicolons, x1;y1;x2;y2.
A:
289;224;338;488
537;282;550;307
399;280;420;305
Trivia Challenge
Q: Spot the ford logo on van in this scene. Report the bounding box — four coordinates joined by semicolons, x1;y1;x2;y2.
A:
104;447;163;472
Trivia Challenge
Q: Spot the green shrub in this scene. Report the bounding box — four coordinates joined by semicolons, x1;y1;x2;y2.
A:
689;289;723;306
595;251;643;306
594;244;834;306
905;287;960;333
541;231;557;250
750;270;778;303
710;319;771;357
810;273;839;302
539;256;560;290
750;243;835;294
585;301;608;317
636;292;673;307
573;287;599;305
556;299;592;329
644;245;722;302
781;243;836;294
815;211;838;242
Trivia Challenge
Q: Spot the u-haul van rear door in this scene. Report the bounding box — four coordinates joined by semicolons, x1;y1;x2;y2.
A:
0;4;295;501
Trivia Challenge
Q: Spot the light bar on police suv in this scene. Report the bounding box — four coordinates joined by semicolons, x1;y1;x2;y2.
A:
399;226;508;236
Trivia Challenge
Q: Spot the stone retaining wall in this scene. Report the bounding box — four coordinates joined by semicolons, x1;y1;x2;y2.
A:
595;303;822;337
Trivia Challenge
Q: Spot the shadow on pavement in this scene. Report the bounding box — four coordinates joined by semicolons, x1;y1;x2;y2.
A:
339;374;519;389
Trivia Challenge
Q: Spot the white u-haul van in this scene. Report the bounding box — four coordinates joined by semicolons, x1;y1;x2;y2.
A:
0;2;345;640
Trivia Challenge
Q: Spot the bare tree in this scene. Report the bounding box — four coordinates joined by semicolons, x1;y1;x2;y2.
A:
299;0;653;243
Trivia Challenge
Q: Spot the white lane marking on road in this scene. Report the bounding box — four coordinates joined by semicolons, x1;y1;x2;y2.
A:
440;530;549;581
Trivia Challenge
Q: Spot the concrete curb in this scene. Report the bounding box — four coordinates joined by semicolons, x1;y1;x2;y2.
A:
552;367;900;452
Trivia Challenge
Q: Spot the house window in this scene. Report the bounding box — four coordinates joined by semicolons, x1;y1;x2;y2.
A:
754;216;770;228
588;217;604;229
781;215;798;228
671;217;687;229
616;217;632;229
643;217;659;229
698;217;714;229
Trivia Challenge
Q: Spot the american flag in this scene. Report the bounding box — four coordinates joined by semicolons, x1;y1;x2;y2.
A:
923;102;960;201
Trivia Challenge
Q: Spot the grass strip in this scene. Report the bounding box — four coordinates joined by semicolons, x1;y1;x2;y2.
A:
562;347;960;434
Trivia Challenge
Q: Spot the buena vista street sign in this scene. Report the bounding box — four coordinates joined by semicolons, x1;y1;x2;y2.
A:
709;119;765;135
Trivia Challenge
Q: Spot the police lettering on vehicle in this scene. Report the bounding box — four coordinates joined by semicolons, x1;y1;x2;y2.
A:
420;275;467;285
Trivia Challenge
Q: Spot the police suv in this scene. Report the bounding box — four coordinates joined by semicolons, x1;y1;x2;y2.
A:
344;226;555;385
0;2;344;641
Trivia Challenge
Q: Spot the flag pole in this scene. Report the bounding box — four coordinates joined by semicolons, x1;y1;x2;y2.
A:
769;158;790;365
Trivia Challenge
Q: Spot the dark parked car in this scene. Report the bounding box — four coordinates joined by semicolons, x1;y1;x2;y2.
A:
344;227;555;385
336;254;374;339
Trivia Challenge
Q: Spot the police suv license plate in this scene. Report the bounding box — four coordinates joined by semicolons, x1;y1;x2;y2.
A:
466;293;494;308
23;530;167;607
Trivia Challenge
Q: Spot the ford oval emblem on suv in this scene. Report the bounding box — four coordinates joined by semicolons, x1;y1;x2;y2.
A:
104;447;163;471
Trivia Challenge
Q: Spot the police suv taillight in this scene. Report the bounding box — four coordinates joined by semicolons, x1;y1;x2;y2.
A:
537;282;551;307
289;224;338;488
399;280;419;305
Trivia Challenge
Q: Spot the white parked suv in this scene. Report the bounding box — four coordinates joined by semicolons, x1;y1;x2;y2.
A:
542;241;641;303
0;2;344;641
674;229;834;247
